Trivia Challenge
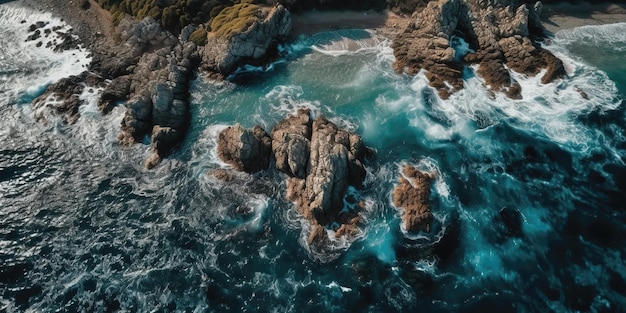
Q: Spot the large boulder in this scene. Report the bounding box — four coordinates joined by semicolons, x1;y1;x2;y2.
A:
297;116;368;224
393;0;565;99
393;165;434;233
98;75;131;113
270;108;312;178
217;124;272;173
215;108;372;249
202;4;292;76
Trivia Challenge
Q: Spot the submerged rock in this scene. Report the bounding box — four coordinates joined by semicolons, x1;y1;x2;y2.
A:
393;165;434;233
392;0;565;99
33;71;105;125
498;206;523;237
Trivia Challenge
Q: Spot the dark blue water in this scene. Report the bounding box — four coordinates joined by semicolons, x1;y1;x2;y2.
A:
1;3;625;312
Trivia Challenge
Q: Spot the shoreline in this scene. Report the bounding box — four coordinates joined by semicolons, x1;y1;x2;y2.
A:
8;0;626;52
540;2;626;34
290;10;411;39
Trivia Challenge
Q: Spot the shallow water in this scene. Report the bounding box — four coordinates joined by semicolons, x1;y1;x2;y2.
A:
1;3;625;312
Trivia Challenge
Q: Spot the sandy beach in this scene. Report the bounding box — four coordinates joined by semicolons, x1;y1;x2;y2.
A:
290;10;411;39
290;2;626;40
541;2;626;34
9;0;626;46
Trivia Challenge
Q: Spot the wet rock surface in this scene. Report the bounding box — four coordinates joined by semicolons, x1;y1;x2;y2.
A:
32;71;105;125
217;108;372;251
393;165;434;233
392;0;565;99
202;5;292;76
217;124;272;173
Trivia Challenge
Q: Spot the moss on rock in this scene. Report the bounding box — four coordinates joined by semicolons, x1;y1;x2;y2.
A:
189;27;208;46
210;2;262;38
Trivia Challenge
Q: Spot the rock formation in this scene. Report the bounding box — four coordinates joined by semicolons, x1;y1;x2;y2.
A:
393;165;434;233
392;0;565;99
202;4;292;76
217;124;272;173
90;17;201;169
32;72;106;125
216;108;371;248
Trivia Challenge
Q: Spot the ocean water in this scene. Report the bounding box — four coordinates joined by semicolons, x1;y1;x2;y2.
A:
1;2;626;312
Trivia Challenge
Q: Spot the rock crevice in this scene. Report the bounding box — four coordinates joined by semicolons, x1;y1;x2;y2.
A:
216;108;371;249
393;0;565;99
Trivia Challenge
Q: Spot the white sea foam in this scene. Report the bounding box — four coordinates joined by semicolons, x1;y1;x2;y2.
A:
0;2;90;106
309;30;384;57
554;22;626;51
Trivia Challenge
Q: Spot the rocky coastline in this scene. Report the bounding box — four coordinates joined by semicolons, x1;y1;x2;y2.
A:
9;0;621;252
21;0;572;167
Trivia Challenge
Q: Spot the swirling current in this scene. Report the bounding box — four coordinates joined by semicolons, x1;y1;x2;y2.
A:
1;3;625;312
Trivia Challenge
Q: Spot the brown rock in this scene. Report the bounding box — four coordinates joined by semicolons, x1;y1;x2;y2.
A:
217;124;272;173
202;5;292;76
392;0;564;99
271;108;312;178
393;165;434;233
32;71;105;125
208;169;236;182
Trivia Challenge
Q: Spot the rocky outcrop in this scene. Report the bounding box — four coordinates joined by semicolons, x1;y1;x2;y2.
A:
393;165;434;233
270;108;312;178
280;109;370;248
92;17;202;169
392;0;565;99
32;72;105;125
217;124;272;173
216;108;371;249
98;75;131;114
283;111;369;226
202;5;292;76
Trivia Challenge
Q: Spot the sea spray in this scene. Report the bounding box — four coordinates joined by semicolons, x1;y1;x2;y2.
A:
1;16;626;311
0;2;90;106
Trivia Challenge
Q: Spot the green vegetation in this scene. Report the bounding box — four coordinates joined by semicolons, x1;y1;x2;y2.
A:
210;2;262;38
93;0;434;34
94;0;245;32
189;27;208;45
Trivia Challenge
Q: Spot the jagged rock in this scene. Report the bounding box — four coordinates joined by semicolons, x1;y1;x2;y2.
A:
217;124;272;173
270;108;312;178
202;5;292;76
98;75;131;113
393;165;433;233
284;115;369;227
216;109;371;248
90;17;199;168
393;0;565;99
32;71;104;124
53;30;81;52
118;97;152;146
145;125;181;169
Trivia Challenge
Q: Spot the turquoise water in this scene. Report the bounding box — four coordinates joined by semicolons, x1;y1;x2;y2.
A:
1;2;626;312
